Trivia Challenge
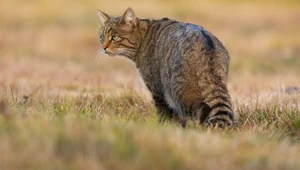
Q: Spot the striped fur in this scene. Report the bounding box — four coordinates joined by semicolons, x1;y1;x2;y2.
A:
97;8;234;128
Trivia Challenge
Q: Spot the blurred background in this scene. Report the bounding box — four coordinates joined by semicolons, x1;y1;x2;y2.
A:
1;0;300;100
1;1;300;169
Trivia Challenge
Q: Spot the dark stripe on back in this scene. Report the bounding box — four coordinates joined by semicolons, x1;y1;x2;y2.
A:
160;17;170;22
156;21;177;39
201;30;214;49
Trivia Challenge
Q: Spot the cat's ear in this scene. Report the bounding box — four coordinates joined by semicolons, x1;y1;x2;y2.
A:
98;10;111;25
120;8;136;26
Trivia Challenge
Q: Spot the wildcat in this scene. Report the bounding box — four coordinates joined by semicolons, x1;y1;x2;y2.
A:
97;8;234;128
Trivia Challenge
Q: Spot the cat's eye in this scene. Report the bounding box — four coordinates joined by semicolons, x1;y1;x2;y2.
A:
100;35;105;41
112;35;119;41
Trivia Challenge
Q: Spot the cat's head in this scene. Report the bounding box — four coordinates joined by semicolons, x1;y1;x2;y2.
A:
97;8;141;60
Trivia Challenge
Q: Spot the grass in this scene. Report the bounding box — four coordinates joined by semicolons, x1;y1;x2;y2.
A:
1;0;300;169
1;87;300;170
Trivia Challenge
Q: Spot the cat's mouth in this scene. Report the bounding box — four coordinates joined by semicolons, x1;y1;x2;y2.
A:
104;51;117;57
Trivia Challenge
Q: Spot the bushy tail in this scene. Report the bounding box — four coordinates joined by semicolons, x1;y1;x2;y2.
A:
201;87;234;127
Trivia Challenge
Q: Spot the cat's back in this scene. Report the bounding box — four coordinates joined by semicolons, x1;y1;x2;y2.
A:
154;18;204;43
156;18;230;101
154;18;226;57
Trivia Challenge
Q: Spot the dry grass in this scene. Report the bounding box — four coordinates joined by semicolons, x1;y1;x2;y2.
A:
1;0;300;169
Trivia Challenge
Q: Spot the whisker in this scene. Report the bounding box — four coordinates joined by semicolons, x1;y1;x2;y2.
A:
93;49;101;65
93;49;106;67
96;49;107;66
93;49;101;58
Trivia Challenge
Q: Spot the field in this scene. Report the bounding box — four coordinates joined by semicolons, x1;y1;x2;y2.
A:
1;0;300;169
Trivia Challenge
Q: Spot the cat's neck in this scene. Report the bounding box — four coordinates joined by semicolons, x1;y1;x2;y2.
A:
134;19;158;68
133;18;155;65
135;18;174;67
138;18;156;40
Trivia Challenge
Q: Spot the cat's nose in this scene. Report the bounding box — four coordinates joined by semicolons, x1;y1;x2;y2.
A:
102;44;108;50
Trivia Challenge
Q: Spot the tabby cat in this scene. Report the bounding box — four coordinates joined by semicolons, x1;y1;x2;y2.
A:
97;8;234;128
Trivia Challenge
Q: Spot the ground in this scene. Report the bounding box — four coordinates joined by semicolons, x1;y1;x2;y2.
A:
0;0;300;169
